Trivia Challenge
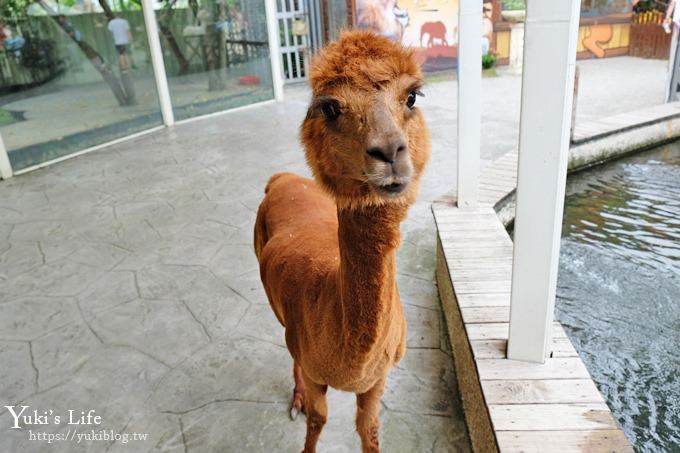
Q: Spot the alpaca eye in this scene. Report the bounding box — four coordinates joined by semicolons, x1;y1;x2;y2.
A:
406;91;417;109
321;101;340;120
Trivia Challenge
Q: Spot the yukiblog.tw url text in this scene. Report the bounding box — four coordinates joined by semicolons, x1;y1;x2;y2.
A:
28;428;148;444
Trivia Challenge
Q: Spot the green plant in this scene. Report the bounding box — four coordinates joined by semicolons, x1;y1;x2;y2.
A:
632;0;658;14
21;36;63;72
1;0;29;25
482;52;496;69
502;0;525;11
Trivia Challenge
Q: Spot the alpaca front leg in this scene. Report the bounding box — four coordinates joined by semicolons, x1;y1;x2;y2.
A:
290;361;306;420
301;372;328;453
356;378;385;453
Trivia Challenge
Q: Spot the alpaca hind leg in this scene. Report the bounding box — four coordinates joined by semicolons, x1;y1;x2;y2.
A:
356;378;385;453
301;372;328;453
290;361;306;420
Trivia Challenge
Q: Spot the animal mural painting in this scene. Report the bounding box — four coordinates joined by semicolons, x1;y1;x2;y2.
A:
420;21;448;47
356;0;459;71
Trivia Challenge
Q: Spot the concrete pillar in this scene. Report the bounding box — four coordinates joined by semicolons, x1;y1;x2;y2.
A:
507;0;581;363
141;0;175;126
0;132;12;180
265;0;285;102
456;0;482;208
509;22;525;74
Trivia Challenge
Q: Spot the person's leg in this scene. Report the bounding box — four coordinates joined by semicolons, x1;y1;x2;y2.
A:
117;45;129;71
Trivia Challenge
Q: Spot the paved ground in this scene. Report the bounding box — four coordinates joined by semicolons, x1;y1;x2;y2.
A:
0;56;669;452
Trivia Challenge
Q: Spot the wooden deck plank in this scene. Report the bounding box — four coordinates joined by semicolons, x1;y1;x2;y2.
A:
477;358;591;380
466;322;567;341
455;280;513;294
470;339;508;358
471;338;579;359
461;306;510;323
482;379;605;405
479;178;516;189
448;264;513;274
438;232;512;243
455;293;511;308
446;257;514;266
441;247;514;259
467;323;510;340
451;270;513;282
496;430;634;453
489;403;619;431
551;337;579;358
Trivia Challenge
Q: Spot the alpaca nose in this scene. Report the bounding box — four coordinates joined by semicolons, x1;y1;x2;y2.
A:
366;141;407;164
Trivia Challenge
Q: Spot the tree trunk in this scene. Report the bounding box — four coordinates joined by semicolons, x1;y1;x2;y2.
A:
203;17;223;91
38;1;129;105
132;0;190;76
97;0;115;20
158;21;190;75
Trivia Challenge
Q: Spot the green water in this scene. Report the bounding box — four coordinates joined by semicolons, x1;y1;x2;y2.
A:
557;143;680;452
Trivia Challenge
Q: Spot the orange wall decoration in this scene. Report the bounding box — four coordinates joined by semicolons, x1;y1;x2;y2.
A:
578;23;630;58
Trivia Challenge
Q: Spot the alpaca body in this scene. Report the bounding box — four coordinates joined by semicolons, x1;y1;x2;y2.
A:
255;172;406;394
253;31;430;452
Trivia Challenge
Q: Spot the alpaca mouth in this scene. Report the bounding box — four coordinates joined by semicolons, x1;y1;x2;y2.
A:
378;182;406;194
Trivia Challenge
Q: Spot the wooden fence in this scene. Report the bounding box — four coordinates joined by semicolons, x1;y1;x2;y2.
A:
629;10;671;59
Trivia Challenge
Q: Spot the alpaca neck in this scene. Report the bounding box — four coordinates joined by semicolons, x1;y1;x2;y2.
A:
336;204;406;356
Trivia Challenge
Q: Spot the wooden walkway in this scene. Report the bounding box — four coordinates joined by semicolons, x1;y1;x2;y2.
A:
432;150;633;452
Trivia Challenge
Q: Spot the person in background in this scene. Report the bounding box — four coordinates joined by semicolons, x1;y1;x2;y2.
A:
0;21;26;57
57;15;81;43
107;15;132;71
107;14;136;104
665;0;680;100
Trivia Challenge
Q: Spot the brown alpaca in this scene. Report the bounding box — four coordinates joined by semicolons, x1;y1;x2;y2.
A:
254;31;430;453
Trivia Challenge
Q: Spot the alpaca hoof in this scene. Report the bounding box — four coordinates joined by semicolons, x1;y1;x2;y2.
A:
290;389;304;420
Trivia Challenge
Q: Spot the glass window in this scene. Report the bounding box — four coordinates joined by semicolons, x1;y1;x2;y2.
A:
580;0;633;17
0;1;162;171
326;0;348;42
156;0;274;121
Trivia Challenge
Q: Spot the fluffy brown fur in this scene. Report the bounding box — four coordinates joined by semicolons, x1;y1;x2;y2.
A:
254;30;430;453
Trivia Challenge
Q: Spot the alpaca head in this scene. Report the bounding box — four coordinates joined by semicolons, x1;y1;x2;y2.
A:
301;30;430;210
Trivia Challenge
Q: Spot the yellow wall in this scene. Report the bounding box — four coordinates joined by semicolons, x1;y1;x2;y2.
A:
495;30;510;59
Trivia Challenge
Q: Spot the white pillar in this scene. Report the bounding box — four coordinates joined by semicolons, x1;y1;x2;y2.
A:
507;0;581;363
456;0;481;208
265;0;285;102
0;132;12;179
141;0;175;126
508;22;525;74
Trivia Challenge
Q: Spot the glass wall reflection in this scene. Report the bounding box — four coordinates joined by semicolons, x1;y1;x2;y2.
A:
156;0;274;121
0;1;162;171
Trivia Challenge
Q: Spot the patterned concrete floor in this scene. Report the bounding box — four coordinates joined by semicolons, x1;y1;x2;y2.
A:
0;57;665;452
0;84;472;452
